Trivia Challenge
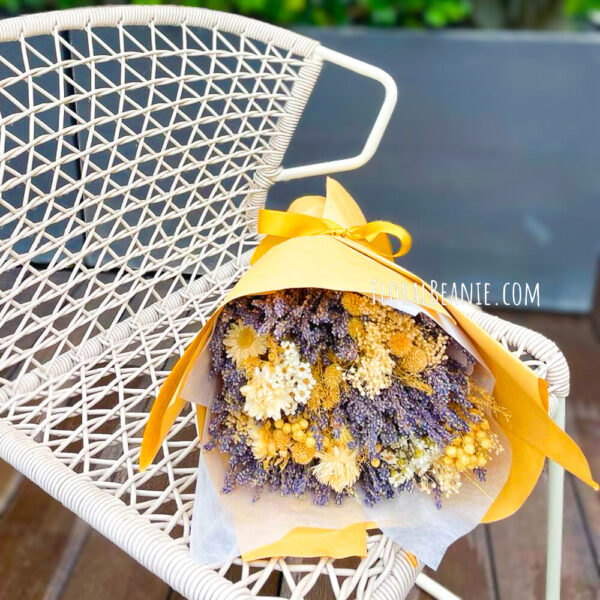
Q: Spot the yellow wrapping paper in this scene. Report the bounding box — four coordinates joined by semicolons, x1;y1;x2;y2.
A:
140;177;597;561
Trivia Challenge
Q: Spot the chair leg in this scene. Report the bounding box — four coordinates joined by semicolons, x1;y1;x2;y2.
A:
415;573;462;600
416;397;566;600
546;397;566;600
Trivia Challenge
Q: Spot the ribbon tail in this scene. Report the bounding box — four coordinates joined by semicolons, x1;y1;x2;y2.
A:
360;221;412;258
449;305;598;491
497;394;598;490
139;316;216;471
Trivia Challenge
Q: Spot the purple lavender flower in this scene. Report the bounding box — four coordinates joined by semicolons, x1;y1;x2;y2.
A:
204;289;492;508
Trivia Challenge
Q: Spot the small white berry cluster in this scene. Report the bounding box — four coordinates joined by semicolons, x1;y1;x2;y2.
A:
275;340;316;409
383;435;441;488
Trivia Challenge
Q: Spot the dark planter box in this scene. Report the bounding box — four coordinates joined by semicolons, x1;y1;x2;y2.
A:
274;29;600;313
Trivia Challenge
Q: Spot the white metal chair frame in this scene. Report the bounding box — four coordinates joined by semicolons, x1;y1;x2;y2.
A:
0;7;565;599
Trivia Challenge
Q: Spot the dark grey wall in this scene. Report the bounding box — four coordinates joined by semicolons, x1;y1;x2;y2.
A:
271;29;600;313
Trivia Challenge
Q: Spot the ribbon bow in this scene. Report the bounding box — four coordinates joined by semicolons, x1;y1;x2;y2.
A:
251;209;412;265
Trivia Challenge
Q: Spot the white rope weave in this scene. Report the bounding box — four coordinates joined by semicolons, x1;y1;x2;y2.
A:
0;8;569;599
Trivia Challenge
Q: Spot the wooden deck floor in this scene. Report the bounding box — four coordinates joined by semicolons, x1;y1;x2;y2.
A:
0;310;598;600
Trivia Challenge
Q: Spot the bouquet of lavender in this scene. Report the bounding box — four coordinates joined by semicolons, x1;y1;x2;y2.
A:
206;288;503;510
141;179;594;566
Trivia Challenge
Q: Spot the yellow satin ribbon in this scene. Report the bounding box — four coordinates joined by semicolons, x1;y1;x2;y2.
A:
251;209;412;265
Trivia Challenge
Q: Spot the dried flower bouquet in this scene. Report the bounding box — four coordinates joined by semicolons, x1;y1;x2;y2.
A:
207;289;503;509
140;178;596;565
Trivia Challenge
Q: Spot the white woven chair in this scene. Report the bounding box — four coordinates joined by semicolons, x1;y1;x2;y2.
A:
0;7;566;600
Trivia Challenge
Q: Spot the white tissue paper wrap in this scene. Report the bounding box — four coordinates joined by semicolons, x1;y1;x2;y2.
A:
184;298;511;568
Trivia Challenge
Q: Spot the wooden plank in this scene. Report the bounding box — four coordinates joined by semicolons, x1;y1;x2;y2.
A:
405;585;426;599
568;405;600;576
59;531;169;600
488;471;598;599
41;519;91;600
167;562;281;599
275;527;496;600
560;316;600;577
0;269;175;598
421;526;497;600
278;557;359;600
494;311;600;573
0;459;23;518
488;311;600;599
226;563;281;597
0;478;82;600
0;270;92;599
530;312;600;577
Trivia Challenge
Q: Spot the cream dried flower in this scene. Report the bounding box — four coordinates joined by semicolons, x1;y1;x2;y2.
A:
247;424;276;462
223;321;267;366
312;445;360;493
241;365;294;421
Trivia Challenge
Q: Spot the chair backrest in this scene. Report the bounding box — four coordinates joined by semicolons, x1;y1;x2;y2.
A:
0;6;328;388
0;6;397;404
0;7;396;560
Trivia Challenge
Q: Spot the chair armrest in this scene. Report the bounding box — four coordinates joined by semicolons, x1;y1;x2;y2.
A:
458;305;569;417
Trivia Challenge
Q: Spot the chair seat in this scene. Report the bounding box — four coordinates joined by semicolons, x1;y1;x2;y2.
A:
1;260;571;599
0;255;422;600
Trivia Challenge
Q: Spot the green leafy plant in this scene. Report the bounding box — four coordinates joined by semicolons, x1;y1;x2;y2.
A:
0;0;473;28
564;0;600;23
